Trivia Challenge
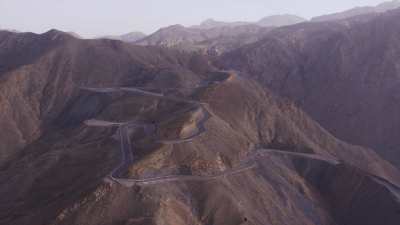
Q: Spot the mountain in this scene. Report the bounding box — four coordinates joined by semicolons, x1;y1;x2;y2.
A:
219;8;400;168
136;24;203;46
0;29;210;167
136;15;305;55
1;29;400;225
257;14;306;27
312;0;400;21
191;19;250;29
135;24;272;55
0;28;19;33
100;31;147;42
193;15;306;29
67;31;82;39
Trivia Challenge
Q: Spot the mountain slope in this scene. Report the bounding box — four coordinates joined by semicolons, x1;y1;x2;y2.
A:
0;30;400;225
219;8;400;167
0;29;212;167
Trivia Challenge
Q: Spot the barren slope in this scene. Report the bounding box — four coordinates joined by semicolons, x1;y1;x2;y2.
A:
0;30;399;225
219;9;400;167
0;29;212;166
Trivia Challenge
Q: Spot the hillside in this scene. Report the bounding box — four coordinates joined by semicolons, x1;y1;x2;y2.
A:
0;29;211;167
219;8;400;167
0;30;399;225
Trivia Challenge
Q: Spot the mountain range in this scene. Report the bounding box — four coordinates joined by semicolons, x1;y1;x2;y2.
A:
1;1;400;225
134;24;272;55
219;8;400;168
192;14;306;29
311;0;400;21
134;15;306;55
93;1;400;55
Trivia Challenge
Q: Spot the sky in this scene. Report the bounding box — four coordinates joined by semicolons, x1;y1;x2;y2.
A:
0;0;388;37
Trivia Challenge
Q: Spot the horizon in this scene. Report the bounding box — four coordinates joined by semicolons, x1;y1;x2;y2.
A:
0;0;393;38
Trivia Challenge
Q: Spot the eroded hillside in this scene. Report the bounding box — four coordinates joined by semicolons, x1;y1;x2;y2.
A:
1;30;400;225
219;8;400;167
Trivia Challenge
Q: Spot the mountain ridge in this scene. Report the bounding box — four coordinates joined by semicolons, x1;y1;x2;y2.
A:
99;31;147;43
2;3;400;225
312;0;400;21
219;7;400;167
192;14;306;29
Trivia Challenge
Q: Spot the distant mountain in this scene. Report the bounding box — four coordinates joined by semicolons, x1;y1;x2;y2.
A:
136;24;199;46
135;24;272;55
135;14;305;55
0;28;19;33
312;0;400;21
257;14;306;27
191;19;250;29
193;14;306;29
100;31;146;42
67;31;82;39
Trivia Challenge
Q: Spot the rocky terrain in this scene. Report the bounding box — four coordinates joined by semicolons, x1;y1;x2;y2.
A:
0;27;400;225
219;8;400;167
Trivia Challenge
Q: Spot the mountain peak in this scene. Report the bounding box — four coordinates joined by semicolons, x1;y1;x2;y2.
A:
42;29;75;41
167;24;186;29
99;31;146;42
257;14;306;27
200;18;219;26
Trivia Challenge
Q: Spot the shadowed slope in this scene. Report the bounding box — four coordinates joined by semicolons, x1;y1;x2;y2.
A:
219;8;400;167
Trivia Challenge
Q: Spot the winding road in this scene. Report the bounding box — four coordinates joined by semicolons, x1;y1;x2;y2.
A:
81;74;255;186
81;74;400;197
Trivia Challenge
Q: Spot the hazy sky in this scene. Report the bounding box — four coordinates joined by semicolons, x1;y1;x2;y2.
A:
0;0;387;37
